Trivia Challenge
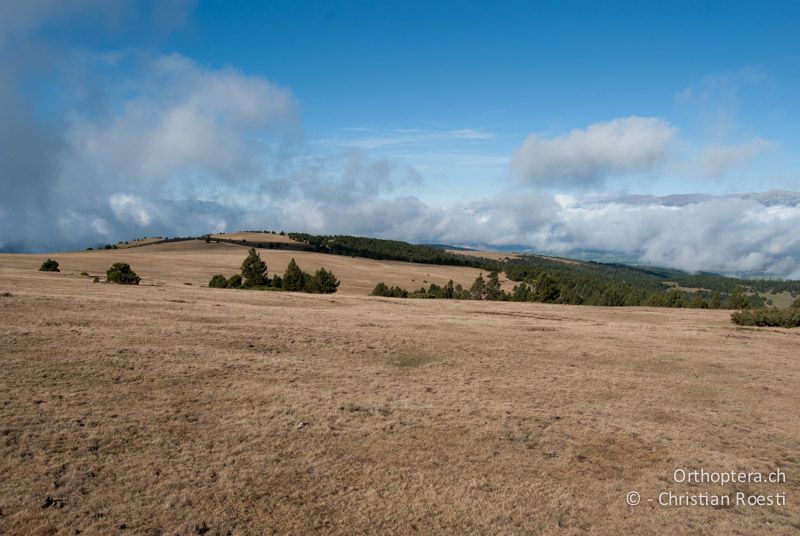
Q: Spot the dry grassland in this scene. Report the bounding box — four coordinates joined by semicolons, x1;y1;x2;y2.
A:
115;238;163;249
209;233;302;245
1;244;798;535
4;240;513;295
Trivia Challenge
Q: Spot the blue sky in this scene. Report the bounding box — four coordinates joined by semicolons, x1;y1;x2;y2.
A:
183;0;800;199
2;1;800;276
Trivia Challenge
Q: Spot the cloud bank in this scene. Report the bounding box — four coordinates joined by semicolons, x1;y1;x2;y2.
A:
511;117;676;187
2;49;799;278
1;6;798;279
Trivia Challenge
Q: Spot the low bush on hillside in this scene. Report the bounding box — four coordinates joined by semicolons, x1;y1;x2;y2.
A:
371;282;409;298
793;297;800;308
106;263;141;285
209;274;228;288
39;259;60;272
208;249;338;293
731;308;800;328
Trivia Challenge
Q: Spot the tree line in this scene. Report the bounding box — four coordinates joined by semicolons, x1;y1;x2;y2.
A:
372;270;761;309
288;233;497;269
288;233;799;301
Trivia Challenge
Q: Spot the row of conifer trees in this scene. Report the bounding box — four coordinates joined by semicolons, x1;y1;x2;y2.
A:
209;248;339;293
372;271;755;309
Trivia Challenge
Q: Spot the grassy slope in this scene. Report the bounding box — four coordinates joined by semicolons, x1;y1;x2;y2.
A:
1;250;798;533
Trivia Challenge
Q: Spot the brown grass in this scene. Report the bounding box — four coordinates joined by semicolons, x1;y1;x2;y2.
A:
210;232;302;245
9;239;511;295
114;237;163;249
1;246;798;534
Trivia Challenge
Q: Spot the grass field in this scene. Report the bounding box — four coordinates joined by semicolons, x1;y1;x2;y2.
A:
1;243;798;534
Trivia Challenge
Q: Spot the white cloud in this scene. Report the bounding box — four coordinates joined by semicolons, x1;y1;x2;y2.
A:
700;138;772;178
69;52;298;185
256;191;800;278
511;116;676;187
109;193;153;226
514;194;800;277
2;15;798;280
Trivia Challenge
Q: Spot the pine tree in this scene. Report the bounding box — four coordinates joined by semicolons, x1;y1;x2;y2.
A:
469;273;486;300
427;283;442;298
443;280;455;299
728;287;749;309
512;282;531;302
309;268;339;293
454;283;464;299
710;292;722;309
282;258;306;291
485;271;502;300
240;248;267;287
534;272;560;303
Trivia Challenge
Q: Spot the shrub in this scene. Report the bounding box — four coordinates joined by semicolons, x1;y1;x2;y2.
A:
371;282;389;296
731;308;800;328
240;248;267;286
106;263;140;285
209;274;228;288
309;268;339;294
39;259;60;272
227;274;243;288
792;297;800;308
371;281;409;298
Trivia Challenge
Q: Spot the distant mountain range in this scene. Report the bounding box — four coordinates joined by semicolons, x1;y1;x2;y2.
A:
608;190;800;207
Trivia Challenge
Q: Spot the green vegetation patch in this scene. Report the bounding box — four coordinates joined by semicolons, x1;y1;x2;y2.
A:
390;350;436;368
106;263;141;285
39;259;60;272
208;248;339;294
731;307;800;328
